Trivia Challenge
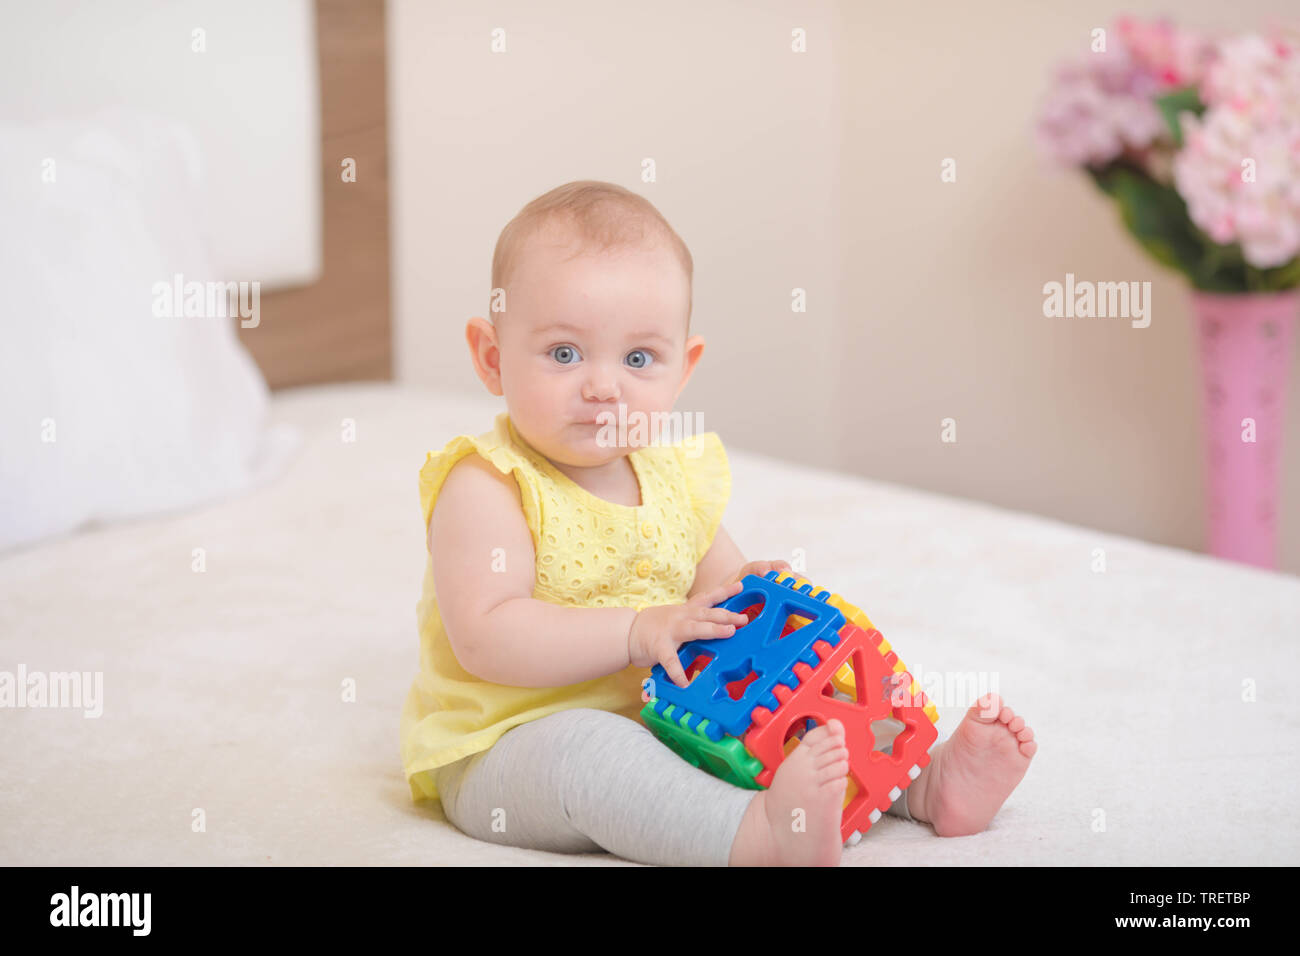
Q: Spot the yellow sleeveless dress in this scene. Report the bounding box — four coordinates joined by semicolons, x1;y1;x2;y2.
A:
400;411;731;803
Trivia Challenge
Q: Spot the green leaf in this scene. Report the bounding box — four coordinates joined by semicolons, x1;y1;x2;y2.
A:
1189;234;1249;292
1085;161;1297;292
1258;258;1300;291
1154;87;1206;147
1087;164;1121;197
1107;166;1205;278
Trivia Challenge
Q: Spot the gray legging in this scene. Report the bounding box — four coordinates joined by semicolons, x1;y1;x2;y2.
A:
433;707;934;866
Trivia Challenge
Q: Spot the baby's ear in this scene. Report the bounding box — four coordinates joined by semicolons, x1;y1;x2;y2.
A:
465;317;504;396
675;334;706;395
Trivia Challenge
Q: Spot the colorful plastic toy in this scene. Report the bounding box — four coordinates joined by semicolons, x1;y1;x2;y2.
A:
639;570;941;845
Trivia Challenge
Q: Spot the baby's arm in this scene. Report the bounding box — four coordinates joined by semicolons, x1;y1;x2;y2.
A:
686;524;790;599
429;455;637;688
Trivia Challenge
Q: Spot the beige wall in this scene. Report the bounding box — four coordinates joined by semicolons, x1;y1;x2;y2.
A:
388;0;842;466
390;0;1300;575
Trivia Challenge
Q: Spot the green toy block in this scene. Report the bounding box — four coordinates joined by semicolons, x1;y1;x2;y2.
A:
640;699;766;790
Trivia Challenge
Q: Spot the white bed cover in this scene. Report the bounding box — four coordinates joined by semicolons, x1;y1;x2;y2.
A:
1;383;1296;866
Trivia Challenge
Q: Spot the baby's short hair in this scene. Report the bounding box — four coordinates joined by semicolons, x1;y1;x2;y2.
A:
491;180;694;328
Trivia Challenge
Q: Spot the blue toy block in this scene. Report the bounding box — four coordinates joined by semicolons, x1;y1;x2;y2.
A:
648;572;846;740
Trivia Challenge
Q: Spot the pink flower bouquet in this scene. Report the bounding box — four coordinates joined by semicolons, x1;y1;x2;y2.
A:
1036;16;1300;291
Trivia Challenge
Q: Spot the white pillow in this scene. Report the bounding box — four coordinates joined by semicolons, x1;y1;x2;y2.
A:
0;108;300;552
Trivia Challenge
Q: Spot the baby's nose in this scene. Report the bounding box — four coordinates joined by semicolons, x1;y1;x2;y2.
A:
583;379;619;401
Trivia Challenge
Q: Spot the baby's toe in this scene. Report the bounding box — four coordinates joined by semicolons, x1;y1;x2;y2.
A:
815;745;849;771
806;719;845;750
817;756;850;784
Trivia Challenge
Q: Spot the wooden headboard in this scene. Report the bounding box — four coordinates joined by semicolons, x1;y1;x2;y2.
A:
236;0;392;389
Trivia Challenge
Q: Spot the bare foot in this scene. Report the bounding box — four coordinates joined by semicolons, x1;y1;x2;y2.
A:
728;719;849;866
906;693;1036;837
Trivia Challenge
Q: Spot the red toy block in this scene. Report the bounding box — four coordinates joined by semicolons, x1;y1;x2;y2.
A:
743;624;939;843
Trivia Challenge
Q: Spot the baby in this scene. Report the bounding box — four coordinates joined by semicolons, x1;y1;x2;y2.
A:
399;180;1036;866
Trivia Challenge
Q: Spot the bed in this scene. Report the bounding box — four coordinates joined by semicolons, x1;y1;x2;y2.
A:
3;381;1297;866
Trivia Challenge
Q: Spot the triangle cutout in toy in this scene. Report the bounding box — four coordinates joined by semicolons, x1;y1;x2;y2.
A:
822;646;867;706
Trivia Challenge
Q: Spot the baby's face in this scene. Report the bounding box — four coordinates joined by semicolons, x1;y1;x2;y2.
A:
491;232;700;468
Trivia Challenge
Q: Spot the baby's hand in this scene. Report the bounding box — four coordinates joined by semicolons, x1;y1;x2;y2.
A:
628;581;749;689
727;559;793;587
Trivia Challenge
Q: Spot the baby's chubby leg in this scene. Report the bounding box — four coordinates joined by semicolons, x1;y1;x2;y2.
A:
436;707;757;865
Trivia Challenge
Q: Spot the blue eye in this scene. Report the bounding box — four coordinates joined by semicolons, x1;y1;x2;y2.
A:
626;349;653;369
550;345;580;365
